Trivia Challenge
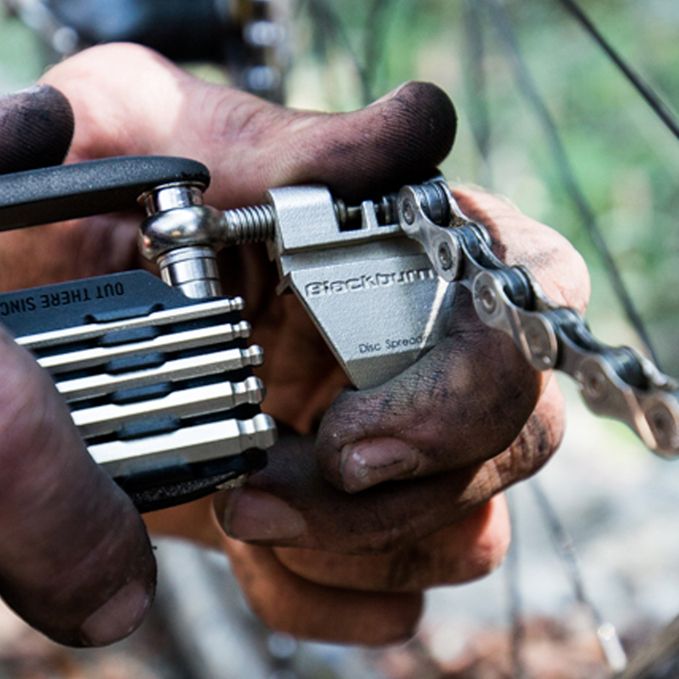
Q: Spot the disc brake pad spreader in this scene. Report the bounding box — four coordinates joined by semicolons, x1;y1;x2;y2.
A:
0;155;676;513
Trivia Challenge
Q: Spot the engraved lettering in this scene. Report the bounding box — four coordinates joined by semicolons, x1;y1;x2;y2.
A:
36;286;97;309
0;296;36;316
385;335;423;350
359;342;381;354
305;282;324;297
304;267;434;298
95;282;125;299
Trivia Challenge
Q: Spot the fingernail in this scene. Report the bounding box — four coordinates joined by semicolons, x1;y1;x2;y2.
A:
79;579;151;646
221;488;306;542
14;84;47;95
340;438;420;493
0;85;49;101
367;82;410;107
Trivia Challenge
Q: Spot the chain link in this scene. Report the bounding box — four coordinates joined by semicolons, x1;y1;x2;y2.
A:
397;180;679;459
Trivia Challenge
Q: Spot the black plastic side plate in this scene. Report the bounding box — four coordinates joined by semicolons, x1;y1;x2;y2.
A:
0;156;210;231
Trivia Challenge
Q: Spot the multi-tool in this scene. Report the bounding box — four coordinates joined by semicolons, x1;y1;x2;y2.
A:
0;155;676;511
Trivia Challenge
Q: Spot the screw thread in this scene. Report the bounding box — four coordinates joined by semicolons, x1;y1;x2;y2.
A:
222;204;276;244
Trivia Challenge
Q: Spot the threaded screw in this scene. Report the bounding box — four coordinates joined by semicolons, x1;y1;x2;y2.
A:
219;194;400;245
221;204;277;244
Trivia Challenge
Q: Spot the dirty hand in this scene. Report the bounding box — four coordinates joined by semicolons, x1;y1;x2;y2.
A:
0;43;589;646
0;84;154;647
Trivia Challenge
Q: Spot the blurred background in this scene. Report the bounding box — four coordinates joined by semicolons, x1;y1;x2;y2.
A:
0;0;676;677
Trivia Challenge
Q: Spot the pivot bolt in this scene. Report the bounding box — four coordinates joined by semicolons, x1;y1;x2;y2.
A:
438;242;453;270
478;284;498;315
523;316;558;370
582;364;608;401
402;200;415;225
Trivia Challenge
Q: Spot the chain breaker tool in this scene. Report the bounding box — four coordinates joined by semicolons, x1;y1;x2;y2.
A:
210;176;678;459
0;158;675;513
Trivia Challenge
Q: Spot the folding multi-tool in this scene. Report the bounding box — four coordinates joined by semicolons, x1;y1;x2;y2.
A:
0;156;676;511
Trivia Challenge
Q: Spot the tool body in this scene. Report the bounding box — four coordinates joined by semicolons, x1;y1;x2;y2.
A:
0;157;276;511
0;156;676;513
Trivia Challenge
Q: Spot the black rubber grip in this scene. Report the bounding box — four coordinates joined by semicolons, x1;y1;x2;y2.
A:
0;156;210;231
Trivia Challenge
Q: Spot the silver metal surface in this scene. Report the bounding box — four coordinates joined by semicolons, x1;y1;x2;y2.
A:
57;346;263;403
220;204;276;244
266;185;456;388
18;297;243;350
140;182;225;299
157;246;222;299
398;178;679;458
470;270;559;371
90;413;276;478
18;264;273;487
153;175;677;457
140;205;224;259
73;377;264;438
140;182;205;214
397;184;461;281
38;320;251;374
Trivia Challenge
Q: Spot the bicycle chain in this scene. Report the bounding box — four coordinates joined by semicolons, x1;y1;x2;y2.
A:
397;180;679;459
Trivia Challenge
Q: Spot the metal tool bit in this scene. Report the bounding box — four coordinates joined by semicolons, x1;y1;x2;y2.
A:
18;297;244;350
56;346;264;403
90;413;277;479
37;320;251;374
73;377;265;438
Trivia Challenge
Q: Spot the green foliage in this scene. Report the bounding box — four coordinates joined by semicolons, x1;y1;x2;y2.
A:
0;16;44;88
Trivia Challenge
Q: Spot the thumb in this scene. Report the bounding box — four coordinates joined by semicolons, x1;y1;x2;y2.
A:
0;329;156;646
0;84;73;173
40;43;457;204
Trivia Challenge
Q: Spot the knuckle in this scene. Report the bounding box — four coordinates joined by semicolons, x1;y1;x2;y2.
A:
381;527;509;591
357;512;421;555
46;43;165;85
504;403;564;482
383;543;435;591
361;526;406;555
203;90;277;147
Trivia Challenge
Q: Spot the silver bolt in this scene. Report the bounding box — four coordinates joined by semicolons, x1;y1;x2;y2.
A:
222;204;276;244
583;368;607;400
220;198;371;245
524;317;557;369
402;200;415;225
157;246;222;299
478;285;498;314
438;242;453;270
140;182;205;214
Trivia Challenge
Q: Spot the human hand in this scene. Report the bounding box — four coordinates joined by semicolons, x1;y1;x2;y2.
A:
0;42;456;645
0;85;155;647
214;186;589;644
0;43;589;646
